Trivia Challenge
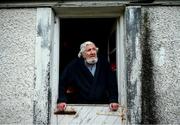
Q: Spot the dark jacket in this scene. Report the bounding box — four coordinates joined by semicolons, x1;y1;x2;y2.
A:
57;57;118;104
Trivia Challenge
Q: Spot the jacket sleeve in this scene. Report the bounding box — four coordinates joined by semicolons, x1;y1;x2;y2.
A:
57;64;73;103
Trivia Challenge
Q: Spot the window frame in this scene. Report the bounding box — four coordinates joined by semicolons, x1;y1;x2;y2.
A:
51;4;126;107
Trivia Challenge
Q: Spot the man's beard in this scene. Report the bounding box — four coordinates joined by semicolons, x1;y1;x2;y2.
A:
85;57;98;64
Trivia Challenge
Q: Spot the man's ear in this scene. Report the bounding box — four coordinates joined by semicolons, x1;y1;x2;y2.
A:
82;52;86;59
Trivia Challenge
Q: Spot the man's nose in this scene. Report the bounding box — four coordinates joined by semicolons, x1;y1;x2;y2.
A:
90;50;96;55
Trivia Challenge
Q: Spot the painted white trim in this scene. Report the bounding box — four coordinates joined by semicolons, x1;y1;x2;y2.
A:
50;16;60;125
34;8;54;124
117;14;127;108
116;13;128;124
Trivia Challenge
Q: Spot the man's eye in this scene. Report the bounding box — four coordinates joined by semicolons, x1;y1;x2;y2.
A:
92;48;96;51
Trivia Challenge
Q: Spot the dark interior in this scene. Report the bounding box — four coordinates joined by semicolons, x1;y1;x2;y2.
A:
60;18;117;73
59;18;117;103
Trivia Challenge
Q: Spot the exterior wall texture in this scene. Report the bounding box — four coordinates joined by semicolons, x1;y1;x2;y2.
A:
0;4;180;125
126;6;142;124
0;9;36;124
141;6;180;124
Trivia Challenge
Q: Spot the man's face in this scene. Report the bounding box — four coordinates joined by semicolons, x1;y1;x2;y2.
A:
83;44;98;64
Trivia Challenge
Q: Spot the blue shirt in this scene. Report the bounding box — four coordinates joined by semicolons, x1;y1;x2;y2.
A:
85;63;96;76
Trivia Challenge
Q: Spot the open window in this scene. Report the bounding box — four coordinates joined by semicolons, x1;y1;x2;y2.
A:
51;5;126;124
59;18;118;103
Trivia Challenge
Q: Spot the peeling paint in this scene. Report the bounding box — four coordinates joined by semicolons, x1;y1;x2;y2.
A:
34;8;54;125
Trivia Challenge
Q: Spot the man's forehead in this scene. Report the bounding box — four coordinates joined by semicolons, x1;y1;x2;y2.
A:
86;44;96;48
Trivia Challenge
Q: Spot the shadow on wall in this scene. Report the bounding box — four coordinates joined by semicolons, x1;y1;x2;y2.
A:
141;11;157;124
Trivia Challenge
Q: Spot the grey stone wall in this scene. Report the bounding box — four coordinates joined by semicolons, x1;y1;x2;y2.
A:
141;6;180;124
0;9;36;124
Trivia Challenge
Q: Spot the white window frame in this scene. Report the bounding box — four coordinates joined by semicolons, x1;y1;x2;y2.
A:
51;2;127;115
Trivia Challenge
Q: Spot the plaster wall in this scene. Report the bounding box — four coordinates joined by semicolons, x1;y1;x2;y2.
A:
141;7;180;124
0;9;36;124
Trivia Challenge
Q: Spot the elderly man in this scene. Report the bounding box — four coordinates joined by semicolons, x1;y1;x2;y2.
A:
57;41;119;111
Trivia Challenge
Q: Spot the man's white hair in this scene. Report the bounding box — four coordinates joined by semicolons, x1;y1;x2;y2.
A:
78;41;98;58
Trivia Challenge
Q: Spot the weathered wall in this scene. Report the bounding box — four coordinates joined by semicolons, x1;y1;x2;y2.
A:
34;8;54;124
126;6;180;124
126;6;142;124
0;9;36;124
141;6;180;124
1;5;180;125
0;8;54;125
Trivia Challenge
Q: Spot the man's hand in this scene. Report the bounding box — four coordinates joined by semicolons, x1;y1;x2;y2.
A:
57;102;67;111
109;103;119;111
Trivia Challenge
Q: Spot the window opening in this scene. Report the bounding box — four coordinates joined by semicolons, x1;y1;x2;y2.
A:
60;18;117;104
